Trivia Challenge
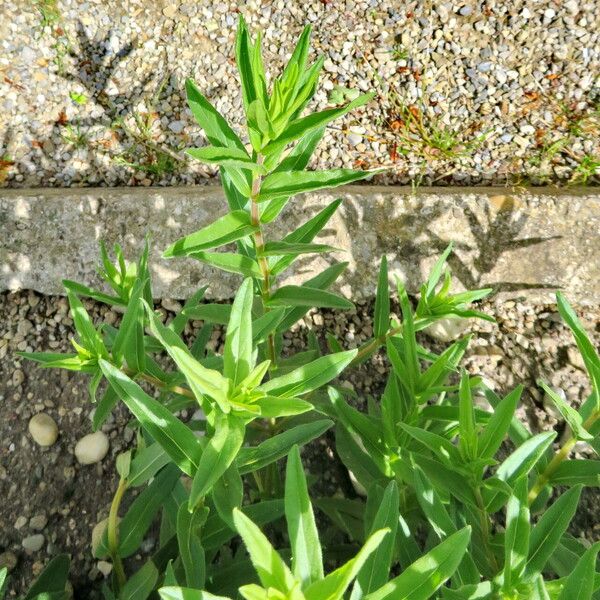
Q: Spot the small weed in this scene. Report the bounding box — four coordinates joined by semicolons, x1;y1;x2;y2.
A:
110;75;186;178
571;153;600;185
391;43;409;61
34;0;60;28
388;102;488;160
34;0;72;75
61;122;89;149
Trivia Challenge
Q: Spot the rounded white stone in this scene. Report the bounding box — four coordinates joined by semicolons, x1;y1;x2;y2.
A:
28;413;59;447
75;431;109;465
424;317;471;342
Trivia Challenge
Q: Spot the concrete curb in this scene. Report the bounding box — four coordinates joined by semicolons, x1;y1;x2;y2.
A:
1;186;599;304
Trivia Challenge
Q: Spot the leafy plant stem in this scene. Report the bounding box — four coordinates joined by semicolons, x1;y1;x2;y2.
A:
249;154;277;368
475;485;499;575
528;410;600;504
108;476;128;590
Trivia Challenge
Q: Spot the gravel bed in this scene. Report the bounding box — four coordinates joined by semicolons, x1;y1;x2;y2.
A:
1;288;599;596
1;1;598;188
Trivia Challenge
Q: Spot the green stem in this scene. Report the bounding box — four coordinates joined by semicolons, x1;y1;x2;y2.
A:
475;485;499;575
249;155;277;369
528;409;600;505
108;477;128;590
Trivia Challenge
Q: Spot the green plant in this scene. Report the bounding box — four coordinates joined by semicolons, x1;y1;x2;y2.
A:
330;253;600;597
571;154;600;185
61;121;89;149
16;15;600;600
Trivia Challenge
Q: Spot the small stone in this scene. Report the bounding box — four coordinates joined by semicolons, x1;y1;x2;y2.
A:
14;516;28;530
12;369;25;386
0;551;17;571
168;120;185;134
22;534;45;553
543;8;556;20
75;431;109;465
348;133;362;147
28;413;59;447
520;124;536;136
458;5;472;16
162;5;178;18
97;560;113;577
567;347;586;371
424;317;471;342
29;514;48;531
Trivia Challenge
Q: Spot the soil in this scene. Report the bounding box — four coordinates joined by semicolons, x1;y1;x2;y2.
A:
1;289;599;597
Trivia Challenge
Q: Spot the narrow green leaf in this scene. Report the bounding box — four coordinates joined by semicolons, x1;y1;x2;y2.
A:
373;256;390;338
269;199;342;275
413;467;457;539
285;445;324;586
183;304;231;325
364;528;471;600
260;241;337;257
144;303;231;412
258;168;381;202
66;290;105;357
119;561;158;600
164;211;258;257
496;432;556;486
275;262;348;333
99;360;203;476
458;370;478;461
177;504;208;588
159;588;231;600
478;386;522;460
212;465;243;529
190;414;245;509
188;251;262;278
539;380;593;440
557;542;600;600
273;127;325;174
351;482;399;599
187;146;265;173
550;460;600;486
185;78;250;197
23;555;70;600
262;93;374;156
258;349;357;397
267;285;353;309
503;478;530;590
253;396;313;418
117;465;180;558
223;278;254;386
62;279;124;306
232;508;296;593
112;278;145;373
128;442;171;487
525;485;583;578
304;529;390;600
237;420;333;474
556;292;600;402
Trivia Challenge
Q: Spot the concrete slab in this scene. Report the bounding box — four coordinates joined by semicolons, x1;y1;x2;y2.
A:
1;186;598;304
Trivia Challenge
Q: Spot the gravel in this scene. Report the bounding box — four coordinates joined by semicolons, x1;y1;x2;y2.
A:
0;1;598;188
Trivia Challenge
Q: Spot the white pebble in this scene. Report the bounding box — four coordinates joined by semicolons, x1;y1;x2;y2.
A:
75;431;109;465
424;317;471;342
28;413;59;447
168;120;186;134
22;534;44;553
